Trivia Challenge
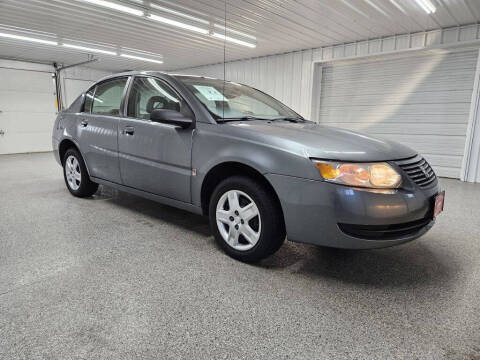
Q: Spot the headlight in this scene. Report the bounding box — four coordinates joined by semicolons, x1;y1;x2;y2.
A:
312;160;402;189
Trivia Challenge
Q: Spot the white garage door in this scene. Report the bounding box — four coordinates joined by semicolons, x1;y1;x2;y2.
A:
0;68;57;154
318;50;478;178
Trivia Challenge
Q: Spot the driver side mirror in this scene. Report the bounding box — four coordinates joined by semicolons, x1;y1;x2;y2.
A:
150;109;192;129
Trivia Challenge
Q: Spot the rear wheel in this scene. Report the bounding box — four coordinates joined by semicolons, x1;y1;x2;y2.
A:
209;176;285;262
63;148;98;197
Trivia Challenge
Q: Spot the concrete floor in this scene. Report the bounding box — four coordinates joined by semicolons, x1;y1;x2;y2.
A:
0;152;479;360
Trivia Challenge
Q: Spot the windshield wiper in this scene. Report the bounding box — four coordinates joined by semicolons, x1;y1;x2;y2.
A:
270;116;305;123
217;116;273;122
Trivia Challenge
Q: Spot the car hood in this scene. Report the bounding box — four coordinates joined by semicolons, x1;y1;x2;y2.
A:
226;120;416;162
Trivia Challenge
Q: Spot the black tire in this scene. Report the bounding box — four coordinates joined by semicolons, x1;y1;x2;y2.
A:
62;148;98;198
209;176;286;262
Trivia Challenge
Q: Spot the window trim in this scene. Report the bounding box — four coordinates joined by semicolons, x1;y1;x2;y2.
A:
81;76;130;116
82;87;96;113
123;75;195;123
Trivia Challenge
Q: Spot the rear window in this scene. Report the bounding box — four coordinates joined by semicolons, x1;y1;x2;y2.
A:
91;78;128;116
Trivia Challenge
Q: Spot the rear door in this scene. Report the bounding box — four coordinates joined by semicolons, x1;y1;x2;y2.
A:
118;76;194;203
77;77;128;183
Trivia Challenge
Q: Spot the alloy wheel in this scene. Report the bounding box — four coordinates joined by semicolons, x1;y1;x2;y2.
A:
65;155;81;191
216;189;261;251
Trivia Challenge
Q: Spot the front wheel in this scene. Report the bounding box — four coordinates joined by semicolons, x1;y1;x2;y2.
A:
209;176;286;262
63;148;98;197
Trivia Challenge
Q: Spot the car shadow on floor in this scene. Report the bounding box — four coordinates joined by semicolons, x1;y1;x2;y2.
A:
93;185;212;237
92;185;458;290
261;241;458;289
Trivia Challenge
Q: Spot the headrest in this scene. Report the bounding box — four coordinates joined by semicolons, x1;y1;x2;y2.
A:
146;96;179;113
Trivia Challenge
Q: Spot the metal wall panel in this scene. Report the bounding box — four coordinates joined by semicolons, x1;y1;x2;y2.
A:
318;51;478;179
180;49;314;118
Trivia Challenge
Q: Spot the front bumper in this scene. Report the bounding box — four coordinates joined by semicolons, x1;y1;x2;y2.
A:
266;173;439;249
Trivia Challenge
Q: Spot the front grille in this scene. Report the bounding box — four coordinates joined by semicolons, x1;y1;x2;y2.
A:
338;217;432;240
395;155;437;188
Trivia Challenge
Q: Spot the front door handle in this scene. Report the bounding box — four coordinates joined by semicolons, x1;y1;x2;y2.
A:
124;126;135;135
81;120;88;127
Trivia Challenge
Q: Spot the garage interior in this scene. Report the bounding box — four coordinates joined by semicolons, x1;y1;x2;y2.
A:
1;0;480;359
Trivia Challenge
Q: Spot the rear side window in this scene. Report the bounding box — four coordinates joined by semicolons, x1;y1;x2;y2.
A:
91;78;128;116
82;88;94;113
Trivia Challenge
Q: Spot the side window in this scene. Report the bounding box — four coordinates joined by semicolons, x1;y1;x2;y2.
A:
82;88;94;113
127;77;183;119
91;78;128;116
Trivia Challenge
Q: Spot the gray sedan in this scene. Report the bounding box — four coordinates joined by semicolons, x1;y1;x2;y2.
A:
52;71;444;262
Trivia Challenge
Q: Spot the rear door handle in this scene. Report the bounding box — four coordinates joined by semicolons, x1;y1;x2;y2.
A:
81;120;88;127
124;126;135;135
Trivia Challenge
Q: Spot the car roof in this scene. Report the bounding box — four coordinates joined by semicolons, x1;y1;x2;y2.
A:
95;71;222;84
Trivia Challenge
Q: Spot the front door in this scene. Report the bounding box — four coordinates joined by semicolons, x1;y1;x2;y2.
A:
76;77;128;184
118;76;193;203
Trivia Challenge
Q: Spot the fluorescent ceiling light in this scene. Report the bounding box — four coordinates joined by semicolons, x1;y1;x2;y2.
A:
213;24;256;40
150;4;209;25
120;53;163;64
80;0;144;16
63;43;116;55
148;14;209;34
414;0;436;14
0;32;58;45
212;33;256;48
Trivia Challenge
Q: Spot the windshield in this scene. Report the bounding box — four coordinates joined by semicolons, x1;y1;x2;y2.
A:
177;76;301;121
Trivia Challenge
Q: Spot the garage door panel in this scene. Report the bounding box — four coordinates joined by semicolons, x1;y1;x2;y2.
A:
320;90;473;106
319;51;477;179
0;68;56;154
428;166;461;179
424;154;464;168
0;91;55;113
320;113;468;124
2;112;55;133
321;78;475;96
323;70;475;84
323;53;477;78
0;69;53;91
320;102;471;116
378;134;465;155
0;132;53;154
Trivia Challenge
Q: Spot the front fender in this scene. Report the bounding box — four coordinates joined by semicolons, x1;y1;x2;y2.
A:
191;123;321;208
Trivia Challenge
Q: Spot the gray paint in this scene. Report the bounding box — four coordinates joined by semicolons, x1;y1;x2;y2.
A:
53;71;439;249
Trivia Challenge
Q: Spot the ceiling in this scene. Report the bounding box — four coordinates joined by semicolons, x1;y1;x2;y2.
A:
0;0;480;71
